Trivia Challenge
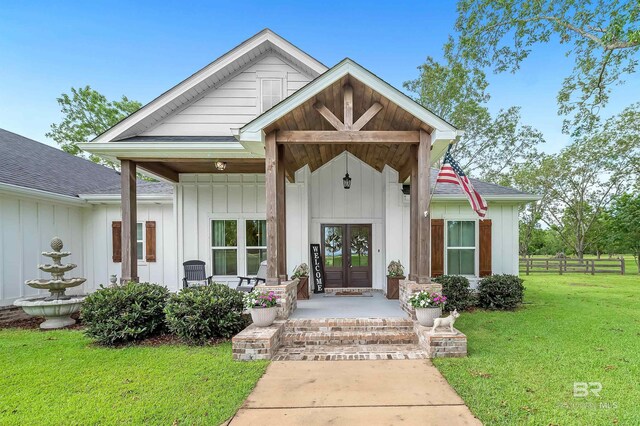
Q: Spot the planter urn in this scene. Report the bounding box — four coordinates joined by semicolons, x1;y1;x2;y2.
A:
386;275;404;299
415;307;442;327
250;306;278;327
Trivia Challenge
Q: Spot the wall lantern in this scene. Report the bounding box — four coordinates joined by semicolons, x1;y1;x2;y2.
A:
214;161;227;171
343;154;351;189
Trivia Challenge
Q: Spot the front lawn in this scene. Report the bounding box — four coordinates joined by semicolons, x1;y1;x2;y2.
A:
435;274;640;425
0;331;267;425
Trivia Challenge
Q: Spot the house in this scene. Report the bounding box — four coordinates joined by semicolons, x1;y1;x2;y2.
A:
0;29;537;309
0;128;175;308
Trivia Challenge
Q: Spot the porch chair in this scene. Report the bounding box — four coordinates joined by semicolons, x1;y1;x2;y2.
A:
236;260;267;293
182;260;213;288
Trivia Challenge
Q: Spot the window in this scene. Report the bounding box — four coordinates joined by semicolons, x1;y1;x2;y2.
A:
246;220;267;275
211;220;238;275
446;221;476;276
137;222;144;261
261;79;282;112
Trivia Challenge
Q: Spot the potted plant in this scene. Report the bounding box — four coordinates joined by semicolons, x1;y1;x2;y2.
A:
408;291;447;327
244;290;279;327
291;263;310;300
386;260;405;299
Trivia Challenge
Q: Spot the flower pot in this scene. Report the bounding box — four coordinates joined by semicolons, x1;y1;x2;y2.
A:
296;276;309;300
415;307;442;327
250;306;278;327
386;275;404;299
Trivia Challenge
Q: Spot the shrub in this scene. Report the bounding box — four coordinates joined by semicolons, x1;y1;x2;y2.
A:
477;274;525;310
387;260;405;277
81;282;169;346
165;283;245;344
434;275;474;311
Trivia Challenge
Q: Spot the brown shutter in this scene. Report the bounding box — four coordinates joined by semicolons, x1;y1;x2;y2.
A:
112;221;122;263
145;221;156;262
431;219;444;277
479;219;492;277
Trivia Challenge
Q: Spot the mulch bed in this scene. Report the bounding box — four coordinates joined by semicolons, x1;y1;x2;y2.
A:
0;313;82;330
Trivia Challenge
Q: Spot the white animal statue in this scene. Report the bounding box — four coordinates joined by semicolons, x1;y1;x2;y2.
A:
431;309;460;334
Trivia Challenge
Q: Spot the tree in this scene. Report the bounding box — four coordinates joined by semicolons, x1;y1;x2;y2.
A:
454;0;640;135
608;193;640;272
541;110;636;259
47;86;141;168
404;47;545;182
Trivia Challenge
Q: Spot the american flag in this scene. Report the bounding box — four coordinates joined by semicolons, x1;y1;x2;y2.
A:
436;147;488;218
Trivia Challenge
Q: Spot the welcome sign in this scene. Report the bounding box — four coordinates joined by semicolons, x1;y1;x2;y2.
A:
310;244;325;293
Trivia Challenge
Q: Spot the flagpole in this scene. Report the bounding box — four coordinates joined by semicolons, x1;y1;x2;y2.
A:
426;143;453;214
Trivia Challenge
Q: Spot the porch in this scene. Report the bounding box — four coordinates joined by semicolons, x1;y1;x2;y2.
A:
291;291;405;319
109;65;461;289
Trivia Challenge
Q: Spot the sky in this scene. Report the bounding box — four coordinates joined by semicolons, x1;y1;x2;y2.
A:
1;0;638;154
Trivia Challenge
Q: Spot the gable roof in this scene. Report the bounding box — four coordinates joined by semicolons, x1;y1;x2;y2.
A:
0;129;171;198
92;29;328;144
238;58;463;156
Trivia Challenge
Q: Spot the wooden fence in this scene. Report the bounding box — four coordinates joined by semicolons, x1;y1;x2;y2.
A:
519;257;625;275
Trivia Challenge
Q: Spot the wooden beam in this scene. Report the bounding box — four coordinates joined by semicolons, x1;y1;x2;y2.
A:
277;130;419;144
416;130;431;283
313;101;344;131
343;84;353;130
277;143;287;279
137;162;179;182
265;132;280;284
352;102;383;131
409;145;418;281
120;160;138;283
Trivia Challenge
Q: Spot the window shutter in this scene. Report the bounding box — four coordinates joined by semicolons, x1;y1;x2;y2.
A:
112;221;122;263
146;221;157;262
431;219;444;277
479;219;492;277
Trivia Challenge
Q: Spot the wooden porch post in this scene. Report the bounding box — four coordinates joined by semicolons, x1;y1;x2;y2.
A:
409;145;418;281
276;143;287;280
416;130;431;283
120;159;138;283
265;131;281;284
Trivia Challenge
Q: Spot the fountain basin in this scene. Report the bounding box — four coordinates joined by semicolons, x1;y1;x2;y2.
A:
14;296;85;329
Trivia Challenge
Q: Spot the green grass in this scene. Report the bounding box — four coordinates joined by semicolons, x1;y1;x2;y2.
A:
435;274;640;425
0;332;268;425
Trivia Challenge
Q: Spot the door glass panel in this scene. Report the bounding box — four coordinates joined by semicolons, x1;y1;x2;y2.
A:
323;226;343;267
350;226;369;267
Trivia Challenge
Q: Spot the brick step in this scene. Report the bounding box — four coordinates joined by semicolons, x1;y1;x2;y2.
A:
285;318;414;333
283;330;418;346
273;344;428;361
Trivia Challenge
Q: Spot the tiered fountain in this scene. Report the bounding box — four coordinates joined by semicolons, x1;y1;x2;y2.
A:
14;237;86;329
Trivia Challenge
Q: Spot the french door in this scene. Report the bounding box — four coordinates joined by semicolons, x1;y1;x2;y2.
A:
321;224;372;288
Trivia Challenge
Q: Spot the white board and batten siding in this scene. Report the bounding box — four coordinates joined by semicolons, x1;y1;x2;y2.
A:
141;54;313;137
0;193;85;306
383;168;521;287
82;203;178;292
309;153;387;289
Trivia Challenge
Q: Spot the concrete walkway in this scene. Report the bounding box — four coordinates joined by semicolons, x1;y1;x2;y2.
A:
228;360;481;425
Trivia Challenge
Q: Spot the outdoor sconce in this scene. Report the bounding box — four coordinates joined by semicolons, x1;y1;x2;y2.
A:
214;161;227;171
343;154;351;189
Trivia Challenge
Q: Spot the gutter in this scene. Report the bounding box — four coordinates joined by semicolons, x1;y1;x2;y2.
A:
432;194;541;202
0;182;87;206
79;193;174;204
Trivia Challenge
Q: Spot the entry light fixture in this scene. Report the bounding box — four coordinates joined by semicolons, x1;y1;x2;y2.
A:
343;154;351;190
214;161;227;171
